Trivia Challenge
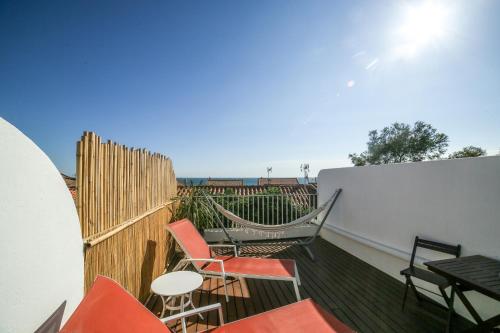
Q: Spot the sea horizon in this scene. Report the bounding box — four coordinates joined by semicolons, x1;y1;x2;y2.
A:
177;177;317;186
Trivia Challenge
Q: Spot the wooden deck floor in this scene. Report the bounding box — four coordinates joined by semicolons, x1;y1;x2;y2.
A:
148;238;471;332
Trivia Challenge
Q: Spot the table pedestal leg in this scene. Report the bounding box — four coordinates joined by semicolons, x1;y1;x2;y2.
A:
160;295;167;318
180;295;187;333
439;286;455;333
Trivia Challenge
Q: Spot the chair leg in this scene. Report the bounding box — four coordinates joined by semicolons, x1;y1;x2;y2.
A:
222;276;229;303
293;279;301;301
408;277;422;305
402;277;410;311
294;263;301;286
171;260;185;272
171;258;189;272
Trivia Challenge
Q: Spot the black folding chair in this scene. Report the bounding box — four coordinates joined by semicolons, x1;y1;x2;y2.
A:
400;236;461;313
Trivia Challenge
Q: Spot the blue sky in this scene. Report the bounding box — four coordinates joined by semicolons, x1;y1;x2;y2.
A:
1;0;499;177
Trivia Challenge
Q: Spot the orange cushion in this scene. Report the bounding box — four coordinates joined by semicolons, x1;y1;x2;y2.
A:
167;219;211;268
60;276;171;333
203;256;296;278
208;299;354;333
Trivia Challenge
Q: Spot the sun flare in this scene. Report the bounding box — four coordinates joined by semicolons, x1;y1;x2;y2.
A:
394;1;450;59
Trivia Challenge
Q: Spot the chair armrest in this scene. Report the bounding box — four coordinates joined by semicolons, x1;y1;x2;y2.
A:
179;258;226;276
160;302;224;325
208;244;238;257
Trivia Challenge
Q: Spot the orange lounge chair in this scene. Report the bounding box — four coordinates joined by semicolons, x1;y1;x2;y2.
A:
167;219;301;302
61;275;355;333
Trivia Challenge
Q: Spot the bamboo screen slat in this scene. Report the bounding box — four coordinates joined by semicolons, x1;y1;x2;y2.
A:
76;131;177;300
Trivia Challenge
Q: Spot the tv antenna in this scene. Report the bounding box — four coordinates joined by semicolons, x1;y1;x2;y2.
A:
266;166;272;183
300;163;310;184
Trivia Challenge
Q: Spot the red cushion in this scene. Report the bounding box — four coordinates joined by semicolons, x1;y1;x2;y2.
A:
167;219;211;267
208;299;354;333
60;276;171;333
204;256;296;278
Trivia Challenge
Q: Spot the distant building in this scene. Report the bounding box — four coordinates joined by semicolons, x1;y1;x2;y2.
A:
207;178;244;186
258;177;299;186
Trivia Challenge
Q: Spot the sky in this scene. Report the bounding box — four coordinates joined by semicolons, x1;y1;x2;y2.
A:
1;0;499;177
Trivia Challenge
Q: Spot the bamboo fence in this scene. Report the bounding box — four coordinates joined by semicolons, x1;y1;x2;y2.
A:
76;131;177;301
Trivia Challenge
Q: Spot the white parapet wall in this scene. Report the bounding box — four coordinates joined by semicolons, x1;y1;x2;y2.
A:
318;156;500;321
0;118;84;332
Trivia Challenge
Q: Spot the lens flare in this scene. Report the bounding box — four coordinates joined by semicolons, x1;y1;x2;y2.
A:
393;1;450;59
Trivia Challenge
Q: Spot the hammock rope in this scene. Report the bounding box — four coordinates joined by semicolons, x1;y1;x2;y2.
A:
205;190;338;233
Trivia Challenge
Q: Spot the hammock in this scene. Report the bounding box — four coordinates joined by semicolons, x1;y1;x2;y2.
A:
203;188;342;260
206;189;339;232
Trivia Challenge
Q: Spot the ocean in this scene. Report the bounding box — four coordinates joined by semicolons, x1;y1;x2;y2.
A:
177;177;316;186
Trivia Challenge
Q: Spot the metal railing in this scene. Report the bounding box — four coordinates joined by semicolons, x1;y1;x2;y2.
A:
196;193;318;229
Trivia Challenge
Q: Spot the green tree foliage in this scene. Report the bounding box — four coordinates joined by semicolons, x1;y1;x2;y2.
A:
171;187;215;229
349;121;449;166
448;146;486;159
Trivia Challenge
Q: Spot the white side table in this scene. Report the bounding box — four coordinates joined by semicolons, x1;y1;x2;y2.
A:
151;271;203;323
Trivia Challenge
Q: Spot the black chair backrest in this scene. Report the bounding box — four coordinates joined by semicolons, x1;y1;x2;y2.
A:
409;236;461;268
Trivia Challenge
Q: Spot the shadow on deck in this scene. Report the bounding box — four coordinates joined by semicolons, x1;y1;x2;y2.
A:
147;238;471;333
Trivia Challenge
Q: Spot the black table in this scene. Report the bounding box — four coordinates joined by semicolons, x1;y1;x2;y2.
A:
425;255;500;333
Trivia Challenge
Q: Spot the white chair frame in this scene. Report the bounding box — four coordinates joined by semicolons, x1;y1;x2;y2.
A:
169;233;302;303
161;302;224;333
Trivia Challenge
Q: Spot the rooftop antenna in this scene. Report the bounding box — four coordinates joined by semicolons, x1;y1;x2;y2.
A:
266;166;272;185
300;163;310;184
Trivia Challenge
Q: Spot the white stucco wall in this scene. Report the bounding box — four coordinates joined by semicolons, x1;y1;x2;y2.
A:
318;156;500;320
0;118;84;332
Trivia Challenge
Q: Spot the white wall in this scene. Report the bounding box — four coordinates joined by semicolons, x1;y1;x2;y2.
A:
318;157;500;320
0;118;84;332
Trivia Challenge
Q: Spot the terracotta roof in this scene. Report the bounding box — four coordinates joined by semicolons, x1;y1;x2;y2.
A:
61;173;76;190
207;179;244;186
61;173;77;202
258;178;299;186
177;184;317;206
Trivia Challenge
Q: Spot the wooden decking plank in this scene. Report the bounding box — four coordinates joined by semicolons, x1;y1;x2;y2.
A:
313;242;430;330
314;240;456;332
284;244;392;333
313;240;447;333
205;275;220;331
238;277;258;317
315;239;471;332
288;245;398;332
245;276;267;315
230;278;246;319
283;250;370;332
259;279;283;310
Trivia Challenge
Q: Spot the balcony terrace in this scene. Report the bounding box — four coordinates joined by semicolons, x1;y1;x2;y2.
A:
150;239;471;333
2;126;499;333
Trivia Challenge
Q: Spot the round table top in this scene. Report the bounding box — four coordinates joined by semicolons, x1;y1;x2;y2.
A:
151;271;203;296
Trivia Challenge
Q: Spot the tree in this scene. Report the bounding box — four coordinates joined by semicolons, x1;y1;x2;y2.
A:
349;121;449;166
448;146;486;159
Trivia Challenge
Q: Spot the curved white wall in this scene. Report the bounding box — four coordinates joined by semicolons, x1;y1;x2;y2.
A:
0;118;84;332
318;157;500;320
